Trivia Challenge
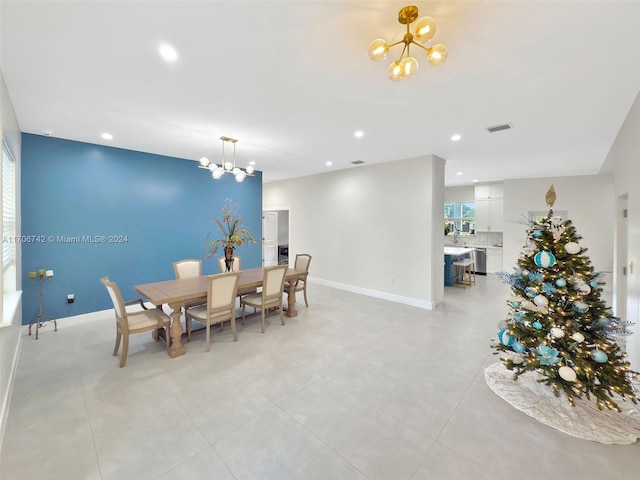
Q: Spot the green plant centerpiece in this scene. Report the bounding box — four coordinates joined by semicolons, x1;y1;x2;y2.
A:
203;198;256;271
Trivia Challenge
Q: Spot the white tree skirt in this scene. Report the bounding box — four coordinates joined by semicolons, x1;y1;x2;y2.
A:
485;362;640;444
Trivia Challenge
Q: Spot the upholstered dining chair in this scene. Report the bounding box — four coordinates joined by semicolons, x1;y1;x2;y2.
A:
284;254;312;307
240;265;288;333
184;272;241;351
173;258;202;279
172;258;207;329
100;276;170;367
217;255;241;273
216;254;256;322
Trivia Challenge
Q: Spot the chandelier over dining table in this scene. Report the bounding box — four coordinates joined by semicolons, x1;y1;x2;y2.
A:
368;4;448;81
198;136;254;183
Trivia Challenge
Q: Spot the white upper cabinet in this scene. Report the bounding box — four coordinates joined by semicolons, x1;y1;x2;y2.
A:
475;183;504;231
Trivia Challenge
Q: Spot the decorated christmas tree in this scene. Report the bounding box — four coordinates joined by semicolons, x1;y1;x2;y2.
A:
493;186;638;411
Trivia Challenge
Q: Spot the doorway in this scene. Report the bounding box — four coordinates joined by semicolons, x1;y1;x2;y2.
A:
615;194;628;321
262;209;290;267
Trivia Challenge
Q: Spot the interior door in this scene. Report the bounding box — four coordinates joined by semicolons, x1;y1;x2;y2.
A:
263;211;278;266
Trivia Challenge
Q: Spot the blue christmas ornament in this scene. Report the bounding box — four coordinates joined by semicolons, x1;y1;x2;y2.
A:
590;281;598;288
525;287;538;298
534;251;556;269
533;344;561;365
533;231;542;238
555;278;567;287
573;301;589;313
512;341;526;353
498;329;515;346
511;300;521;309
591;350;608;363
533;321;543;330
513;311;525;323
542;282;558;295
528;271;544;283
598;318;610;326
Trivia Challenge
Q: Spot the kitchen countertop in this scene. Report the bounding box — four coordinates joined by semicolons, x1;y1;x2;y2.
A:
445;243;503;249
444;247;476;256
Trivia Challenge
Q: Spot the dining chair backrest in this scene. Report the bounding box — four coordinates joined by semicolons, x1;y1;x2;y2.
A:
206;272;241;313
263;265;288;301
294;254;312;273
173;259;202;279
100;276;127;332
217;256;241;273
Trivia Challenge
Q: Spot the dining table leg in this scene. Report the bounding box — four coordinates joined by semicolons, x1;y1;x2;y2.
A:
285;279;298;318
167;301;186;358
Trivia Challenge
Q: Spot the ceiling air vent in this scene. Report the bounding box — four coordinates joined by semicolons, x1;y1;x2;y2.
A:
486;123;512;133
351;160;365;165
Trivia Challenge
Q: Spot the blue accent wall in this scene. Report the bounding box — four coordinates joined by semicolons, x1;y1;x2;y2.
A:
21;134;262;324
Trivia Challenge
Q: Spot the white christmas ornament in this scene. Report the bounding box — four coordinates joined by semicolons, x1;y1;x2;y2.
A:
571;332;585;343
558;366;577;382
564;242;581;255
578;284;591;295
534;295;549;307
550;327;565;338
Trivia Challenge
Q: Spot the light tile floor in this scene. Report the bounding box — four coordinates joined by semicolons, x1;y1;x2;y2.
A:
2;277;639;480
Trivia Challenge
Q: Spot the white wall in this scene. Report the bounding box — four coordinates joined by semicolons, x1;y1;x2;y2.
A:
0;69;23;451
502;175;614;278
445;185;474;203
603;90;640;370
264;155;445;309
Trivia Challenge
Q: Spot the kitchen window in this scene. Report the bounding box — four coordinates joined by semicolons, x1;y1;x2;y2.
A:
445;202;475;235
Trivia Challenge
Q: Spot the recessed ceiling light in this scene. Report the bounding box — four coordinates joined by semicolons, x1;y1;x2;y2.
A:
451;134;461;141
249;161;256;166
101;133;113;140
473;179;479;183
326;161;333;166
354;130;364;138
456;171;463;176
159;43;178;62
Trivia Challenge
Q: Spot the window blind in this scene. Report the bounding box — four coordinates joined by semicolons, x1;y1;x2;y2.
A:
2;141;16;270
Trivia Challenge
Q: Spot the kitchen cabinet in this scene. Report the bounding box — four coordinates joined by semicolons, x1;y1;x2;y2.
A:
475;183;504;232
486;247;503;274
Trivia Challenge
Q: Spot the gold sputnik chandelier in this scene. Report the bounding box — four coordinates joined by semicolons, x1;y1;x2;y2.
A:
368;4;448;81
198;136;254;183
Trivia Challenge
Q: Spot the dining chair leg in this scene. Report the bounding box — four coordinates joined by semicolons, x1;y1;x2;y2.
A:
120;334;129;368
231;314;238;342
113;331;121;356
186;315;192;342
205;321;211;352
241;303;246;326
303;285;309;307
279;303;285;325
261;309;266;333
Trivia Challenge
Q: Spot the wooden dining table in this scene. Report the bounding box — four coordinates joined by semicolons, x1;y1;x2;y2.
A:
134;267;306;359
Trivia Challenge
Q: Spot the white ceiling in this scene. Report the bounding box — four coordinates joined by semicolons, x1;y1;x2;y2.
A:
1;1;639;186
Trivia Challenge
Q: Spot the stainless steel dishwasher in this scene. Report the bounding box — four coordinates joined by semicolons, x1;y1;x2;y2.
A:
474;247;487;275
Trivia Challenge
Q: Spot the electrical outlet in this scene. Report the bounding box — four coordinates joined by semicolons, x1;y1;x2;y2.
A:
67;294;75;304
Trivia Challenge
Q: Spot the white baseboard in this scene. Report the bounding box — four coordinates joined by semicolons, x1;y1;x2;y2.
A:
308;277;435;310
20;308;113;334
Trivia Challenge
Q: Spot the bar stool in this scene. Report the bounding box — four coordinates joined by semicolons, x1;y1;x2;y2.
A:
452;249;476;287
